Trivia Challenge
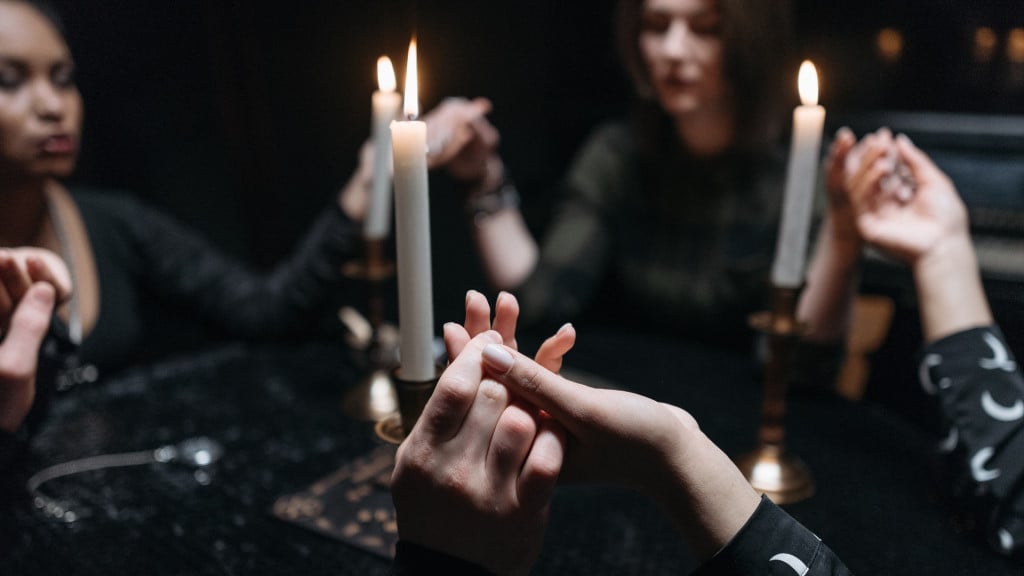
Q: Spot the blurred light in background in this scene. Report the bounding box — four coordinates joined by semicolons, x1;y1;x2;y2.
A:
974;27;998;63
876;27;904;64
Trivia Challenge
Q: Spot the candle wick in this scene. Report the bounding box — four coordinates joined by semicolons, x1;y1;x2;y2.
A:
405;113;417;121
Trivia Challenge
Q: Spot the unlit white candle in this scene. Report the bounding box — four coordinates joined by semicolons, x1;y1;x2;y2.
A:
772;61;825;288
391;39;435;381
366;56;401;239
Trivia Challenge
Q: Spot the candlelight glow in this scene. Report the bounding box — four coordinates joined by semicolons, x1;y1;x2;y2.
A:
876;28;903;64
1008;28;1024;64
377;56;396;93
798;60;819;107
974;27;998;63
404;39;419;119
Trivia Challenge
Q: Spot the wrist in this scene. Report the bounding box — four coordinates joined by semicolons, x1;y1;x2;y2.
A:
464;162;521;224
649;413;761;560
913;233;993;342
819;215;863;270
912;232;973;281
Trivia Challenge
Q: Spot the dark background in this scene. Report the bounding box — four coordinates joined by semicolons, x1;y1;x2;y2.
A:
50;0;1024;323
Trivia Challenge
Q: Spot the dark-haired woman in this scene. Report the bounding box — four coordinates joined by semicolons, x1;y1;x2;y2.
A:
426;0;860;349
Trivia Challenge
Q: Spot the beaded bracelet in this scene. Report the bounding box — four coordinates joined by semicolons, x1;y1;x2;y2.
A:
464;174;521;224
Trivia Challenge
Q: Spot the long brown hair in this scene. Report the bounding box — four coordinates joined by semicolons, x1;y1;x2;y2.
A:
616;0;794;152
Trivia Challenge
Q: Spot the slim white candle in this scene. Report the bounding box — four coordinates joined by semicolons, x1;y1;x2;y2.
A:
391;39;435;380
366;56;401;239
772;60;826;288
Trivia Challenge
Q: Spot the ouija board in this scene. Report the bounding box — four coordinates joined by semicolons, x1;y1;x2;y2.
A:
272;444;398;558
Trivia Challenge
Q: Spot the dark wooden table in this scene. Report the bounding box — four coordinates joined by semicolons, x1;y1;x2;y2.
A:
1;329;1020;575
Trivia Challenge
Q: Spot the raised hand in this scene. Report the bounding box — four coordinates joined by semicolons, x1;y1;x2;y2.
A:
444;290;575;374
422;97;503;187
848;132;969;266
391;331;564;575
0;281;57;433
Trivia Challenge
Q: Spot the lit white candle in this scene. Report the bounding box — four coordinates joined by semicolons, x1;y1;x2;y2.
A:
366;56;402;239
772;61;826;288
391;39;435;381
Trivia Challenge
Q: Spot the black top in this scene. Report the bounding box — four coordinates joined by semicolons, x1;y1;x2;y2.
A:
516;123;785;346
1;189;360;461
71;190;359;370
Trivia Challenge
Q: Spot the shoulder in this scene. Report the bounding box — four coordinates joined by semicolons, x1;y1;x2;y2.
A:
564;120;638;201
69;188;154;221
573;120;637;164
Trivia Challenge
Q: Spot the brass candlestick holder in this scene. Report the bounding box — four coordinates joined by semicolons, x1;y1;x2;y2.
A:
735;285;815;504
374;366;440;444
342;238;399;422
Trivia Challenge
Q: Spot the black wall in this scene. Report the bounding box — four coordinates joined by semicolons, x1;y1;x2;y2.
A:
51;1;1024;323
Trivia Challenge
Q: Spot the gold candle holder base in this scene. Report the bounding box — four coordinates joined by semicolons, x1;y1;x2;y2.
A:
739;285;815;505
341;238;398;422
342;238;395;283
343;368;399;422
736;444;814;505
375;366;440;444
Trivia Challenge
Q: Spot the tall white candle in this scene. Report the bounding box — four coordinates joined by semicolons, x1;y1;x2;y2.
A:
391;39;435;381
772;60;826;288
366;56;402;239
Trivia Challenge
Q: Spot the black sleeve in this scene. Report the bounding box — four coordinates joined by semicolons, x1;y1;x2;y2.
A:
129;200;360;338
392;540;493;576
921;325;1024;556
693;496;852;576
0;429;24;475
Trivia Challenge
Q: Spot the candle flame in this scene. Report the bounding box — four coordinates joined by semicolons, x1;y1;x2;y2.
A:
377;56;396;93
404;39;419;119
798;60;818;106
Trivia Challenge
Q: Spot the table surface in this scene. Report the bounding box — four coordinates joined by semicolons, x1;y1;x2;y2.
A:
1;328;1021;575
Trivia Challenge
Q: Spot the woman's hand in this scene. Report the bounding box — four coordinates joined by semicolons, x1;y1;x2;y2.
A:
0;254;59;432
443;290;576;374
392;331;564;575
478;343;761;560
422;97;504;189
847;132;969;266
337;141;375;222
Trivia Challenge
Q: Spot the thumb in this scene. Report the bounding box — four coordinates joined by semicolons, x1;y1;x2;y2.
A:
481;343;592;428
0;283;55;376
896;134;941;183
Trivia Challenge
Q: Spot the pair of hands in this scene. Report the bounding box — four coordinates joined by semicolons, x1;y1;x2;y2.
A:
339;97;504;221
824;127;968;268
391;291;758;574
0;248;71;433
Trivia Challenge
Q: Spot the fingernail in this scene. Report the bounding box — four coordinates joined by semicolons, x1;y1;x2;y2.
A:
465;290;477;305
482;343;514;373
558;322;573;334
896;133;913;146
30;284;55;305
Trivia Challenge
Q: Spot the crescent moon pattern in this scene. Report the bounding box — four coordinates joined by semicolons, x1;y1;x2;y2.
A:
980;333;1018;372
998;528;1015;553
970;447;1001;482
938;426;959;453
769;553;809;575
981;391;1024;422
918;354;950;395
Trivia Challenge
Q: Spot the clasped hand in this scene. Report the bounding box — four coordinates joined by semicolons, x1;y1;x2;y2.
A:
0;248;70;432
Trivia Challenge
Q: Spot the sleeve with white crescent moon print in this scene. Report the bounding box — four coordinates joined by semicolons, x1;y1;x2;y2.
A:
921;325;1024;557
693;496;852;576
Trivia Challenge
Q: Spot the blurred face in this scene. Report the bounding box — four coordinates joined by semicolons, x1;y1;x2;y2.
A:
638;0;727;119
0;1;81;180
